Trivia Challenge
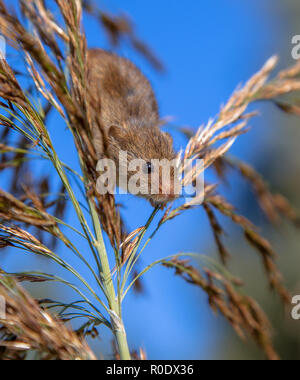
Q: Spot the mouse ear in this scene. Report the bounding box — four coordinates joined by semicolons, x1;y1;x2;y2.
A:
108;125;123;141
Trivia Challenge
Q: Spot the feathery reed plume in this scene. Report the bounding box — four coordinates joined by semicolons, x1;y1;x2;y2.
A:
162;258;279;360
0;277;96;360
178;56;300;186
173;57;300;304
203;203;231;264
221;156;300;227
205;194;290;303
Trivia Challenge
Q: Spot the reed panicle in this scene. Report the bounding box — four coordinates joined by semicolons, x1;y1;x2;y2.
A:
0;277;96;360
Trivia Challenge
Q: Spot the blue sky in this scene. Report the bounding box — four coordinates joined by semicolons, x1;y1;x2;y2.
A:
1;0;294;359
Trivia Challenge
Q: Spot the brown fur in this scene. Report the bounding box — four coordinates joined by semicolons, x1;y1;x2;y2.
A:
87;49;177;204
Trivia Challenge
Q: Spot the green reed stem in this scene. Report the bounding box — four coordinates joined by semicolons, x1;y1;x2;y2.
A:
88;198;131;360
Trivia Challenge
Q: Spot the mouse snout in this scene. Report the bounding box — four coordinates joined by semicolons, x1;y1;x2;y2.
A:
153;174;180;204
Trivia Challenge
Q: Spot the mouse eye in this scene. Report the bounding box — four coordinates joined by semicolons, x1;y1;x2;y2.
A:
145;161;153;174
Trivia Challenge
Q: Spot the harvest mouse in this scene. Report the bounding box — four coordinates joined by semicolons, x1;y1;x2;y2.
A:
87;49;179;206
